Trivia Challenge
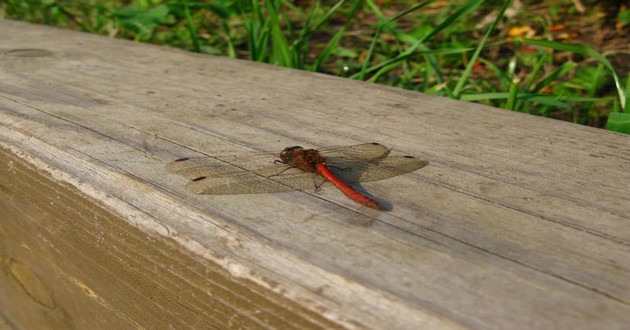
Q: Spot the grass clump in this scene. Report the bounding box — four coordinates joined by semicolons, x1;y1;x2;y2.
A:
2;0;628;132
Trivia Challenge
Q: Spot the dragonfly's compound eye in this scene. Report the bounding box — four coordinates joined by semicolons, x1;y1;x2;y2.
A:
280;146;304;162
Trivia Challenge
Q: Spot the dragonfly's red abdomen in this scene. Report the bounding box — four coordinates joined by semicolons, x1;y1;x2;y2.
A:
315;163;382;210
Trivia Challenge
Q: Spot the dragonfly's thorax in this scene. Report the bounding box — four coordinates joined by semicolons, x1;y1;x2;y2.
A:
280;146;326;173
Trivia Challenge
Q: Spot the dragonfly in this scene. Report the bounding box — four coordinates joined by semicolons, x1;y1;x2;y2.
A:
166;143;428;210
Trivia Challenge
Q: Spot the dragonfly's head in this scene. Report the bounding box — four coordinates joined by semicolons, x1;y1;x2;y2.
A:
280;146;304;163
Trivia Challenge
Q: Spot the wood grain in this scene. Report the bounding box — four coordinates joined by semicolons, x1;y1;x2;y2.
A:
0;147;339;329
1;19;629;329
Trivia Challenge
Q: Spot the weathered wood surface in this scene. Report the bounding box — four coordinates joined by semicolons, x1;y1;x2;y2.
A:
0;147;337;329
1;19;629;329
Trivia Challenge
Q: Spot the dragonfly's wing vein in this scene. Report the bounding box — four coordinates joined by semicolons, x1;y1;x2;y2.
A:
186;172;291;194
329;156;429;183
321;143;391;162
167;155;279;179
185;168;326;195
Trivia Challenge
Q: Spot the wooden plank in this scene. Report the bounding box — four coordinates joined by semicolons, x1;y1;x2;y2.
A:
1;19;629;329
0;147;339;329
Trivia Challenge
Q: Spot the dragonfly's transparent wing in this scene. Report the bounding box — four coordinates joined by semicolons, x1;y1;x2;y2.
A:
328;156;429;183
321;143;391;162
167;157;239;179
167;143;390;177
185;172;289;194
166;151;284;176
215;153;281;171
168;157;325;194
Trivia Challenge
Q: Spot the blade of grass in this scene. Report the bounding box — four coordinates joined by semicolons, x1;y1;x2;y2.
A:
368;42;448;90
607;76;630;133
462;92;602;111
221;20;236;58
368;61;403;82
606;112;630;134
312;0;362;72
478;58;511;90
242;0;270;62
356;0;483;80
506;74;519;110
522;38;627;112
265;0;292;67
281;7;299;66
292;1;319;68
453;0;512;98
56;5;95;32
292;0;349;69
183;0;201;53
578;63;604;124
354;0;439;81
530;60;576;92
312;0;346;31
521;50;548;91
312;25;346;71
242;0;260;60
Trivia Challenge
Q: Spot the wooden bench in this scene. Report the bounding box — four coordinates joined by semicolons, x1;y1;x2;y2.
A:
1;19;629;329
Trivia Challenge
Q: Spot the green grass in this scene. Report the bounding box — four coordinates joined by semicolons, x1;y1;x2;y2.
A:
2;0;628;133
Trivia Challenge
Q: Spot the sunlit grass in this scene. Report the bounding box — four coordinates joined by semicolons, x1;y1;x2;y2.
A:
2;0;628;132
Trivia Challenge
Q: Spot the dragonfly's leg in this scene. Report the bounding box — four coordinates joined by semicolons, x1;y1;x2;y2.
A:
269;162;294;178
313;175;325;192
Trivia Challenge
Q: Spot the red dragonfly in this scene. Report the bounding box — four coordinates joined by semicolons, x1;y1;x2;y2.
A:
167;143;428;210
